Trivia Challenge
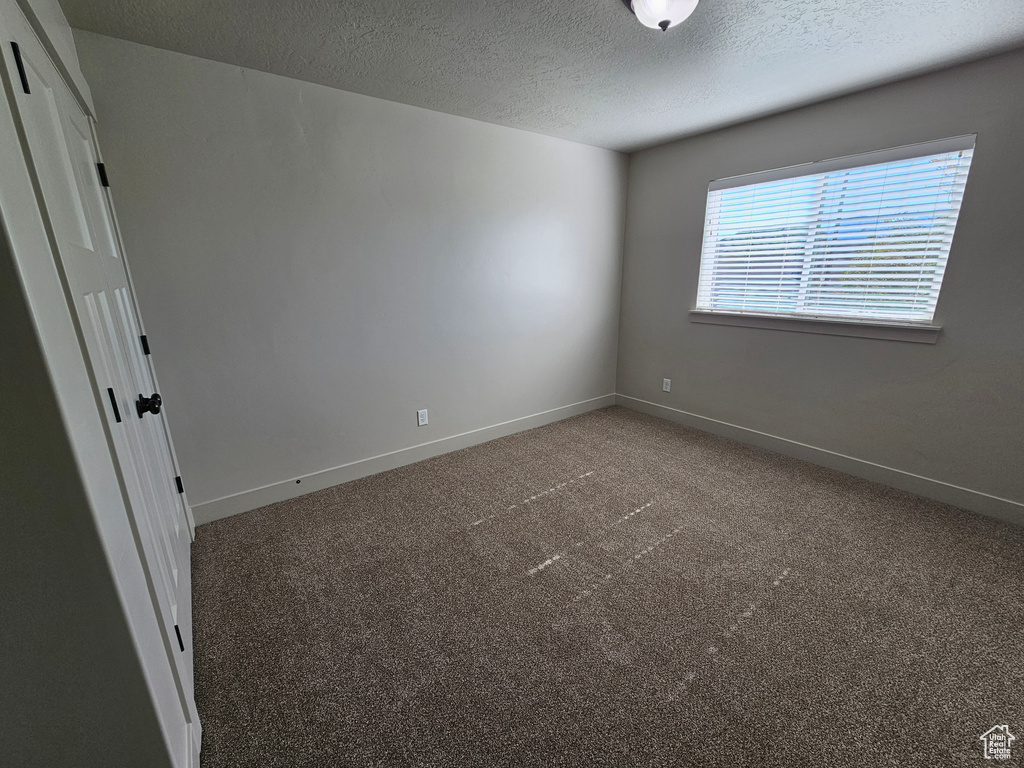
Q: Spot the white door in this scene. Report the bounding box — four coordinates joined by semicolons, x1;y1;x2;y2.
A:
5;23;199;766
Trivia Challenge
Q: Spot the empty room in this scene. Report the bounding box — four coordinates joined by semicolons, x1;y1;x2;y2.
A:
2;0;1024;765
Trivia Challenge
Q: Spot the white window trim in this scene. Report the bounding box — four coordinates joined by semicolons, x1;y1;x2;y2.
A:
709;134;976;193
689;309;941;344
693;134;976;339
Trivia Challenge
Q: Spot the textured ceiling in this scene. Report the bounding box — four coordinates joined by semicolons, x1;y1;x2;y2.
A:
59;0;1024;151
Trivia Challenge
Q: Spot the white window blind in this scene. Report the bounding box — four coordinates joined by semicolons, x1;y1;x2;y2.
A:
695;136;975;325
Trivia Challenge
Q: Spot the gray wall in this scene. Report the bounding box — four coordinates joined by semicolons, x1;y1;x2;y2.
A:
618;48;1024;509
74;32;627;514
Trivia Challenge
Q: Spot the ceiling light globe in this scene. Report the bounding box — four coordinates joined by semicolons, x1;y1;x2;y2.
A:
631;0;699;30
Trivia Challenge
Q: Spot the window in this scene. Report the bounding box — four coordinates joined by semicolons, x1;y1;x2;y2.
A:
693;136;975;331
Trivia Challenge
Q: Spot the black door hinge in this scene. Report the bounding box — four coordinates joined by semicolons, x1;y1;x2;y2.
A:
11;42;29;94
175;476;184;494
140;335;151;355
174;624;184;652
107;388;122;423
97;163;109;187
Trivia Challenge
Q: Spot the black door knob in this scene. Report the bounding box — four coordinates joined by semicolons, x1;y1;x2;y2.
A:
136;392;162;418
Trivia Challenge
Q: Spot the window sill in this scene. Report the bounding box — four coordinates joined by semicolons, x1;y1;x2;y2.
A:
689;310;941;344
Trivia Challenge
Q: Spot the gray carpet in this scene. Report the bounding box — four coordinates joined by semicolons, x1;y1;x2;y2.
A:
192;406;1024;766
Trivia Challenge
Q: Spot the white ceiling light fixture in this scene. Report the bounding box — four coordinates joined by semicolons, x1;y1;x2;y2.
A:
622;0;699;31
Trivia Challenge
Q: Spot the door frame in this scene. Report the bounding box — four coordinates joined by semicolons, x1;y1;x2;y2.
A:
0;1;200;765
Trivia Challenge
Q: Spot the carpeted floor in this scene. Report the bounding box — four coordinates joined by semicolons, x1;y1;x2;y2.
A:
192;406;1024;767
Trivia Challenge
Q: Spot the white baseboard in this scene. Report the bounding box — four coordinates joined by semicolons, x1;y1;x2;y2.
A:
193;392;1023;528
616;394;1024;528
192;394;617;525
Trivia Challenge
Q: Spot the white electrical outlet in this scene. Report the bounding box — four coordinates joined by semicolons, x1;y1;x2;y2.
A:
662;378;672;392
417;409;428;426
